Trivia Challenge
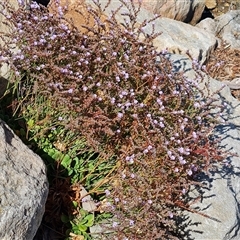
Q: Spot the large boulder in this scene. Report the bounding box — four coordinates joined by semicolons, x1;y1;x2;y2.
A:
0;120;48;239
146;0;207;25
215;10;240;50
49;0;217;63
168;53;240;240
133;0;206;25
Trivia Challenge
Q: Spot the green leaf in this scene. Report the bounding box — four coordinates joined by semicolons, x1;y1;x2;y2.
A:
61;154;72;168
84;214;94;227
27;119;34;128
72;201;78;208
78;224;87;232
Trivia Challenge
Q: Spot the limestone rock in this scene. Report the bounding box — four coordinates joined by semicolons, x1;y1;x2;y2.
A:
169;53;240;240
151;17;217;63
134;0;205;25
0;120;48;239
51;0;217;63
48;0;108;33
215;10;240;50
196;17;217;34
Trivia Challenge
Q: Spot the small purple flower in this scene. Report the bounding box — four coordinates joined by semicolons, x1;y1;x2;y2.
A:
112;222;118;228
105;189;111;196
58;116;63;121
143;149;149;154
168;212;173;218
167;150;172;156
159;122;165;128
39;38;46;44
17;0;24;5
68;88;73;94
81;86;87;91
178;147;184;154
50;35;57;40
147;199;153;204
129;220;134;226
110;98;115;104
30;2;40;9
117;112;123;119
179;157;186;165
187;169;193;176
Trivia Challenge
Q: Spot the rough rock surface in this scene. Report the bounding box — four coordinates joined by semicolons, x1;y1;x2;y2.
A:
133;0;206;25
0;120;48;240
50;0;217;63
168;53;240;240
196;17;217;34
215;10;240;50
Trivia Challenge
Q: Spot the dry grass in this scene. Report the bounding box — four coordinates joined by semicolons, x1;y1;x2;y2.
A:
206;41;240;99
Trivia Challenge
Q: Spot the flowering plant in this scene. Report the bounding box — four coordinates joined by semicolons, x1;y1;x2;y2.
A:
0;0;226;238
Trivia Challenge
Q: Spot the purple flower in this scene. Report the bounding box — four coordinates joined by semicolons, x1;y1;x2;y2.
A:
117;112;123;119
82;86;88;92
105;189;111;196
187;169;193;176
147;199;153;204
168;212;173;218
112;222;118;228
68;88;73;94
129;220;134;226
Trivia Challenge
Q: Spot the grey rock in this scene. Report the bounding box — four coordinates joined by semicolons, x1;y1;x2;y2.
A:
169;53;240;240
0;120;48;240
136;0;206;25
196;17;217;35
222;78;240;90
84;0;218;63
215;10;240;50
